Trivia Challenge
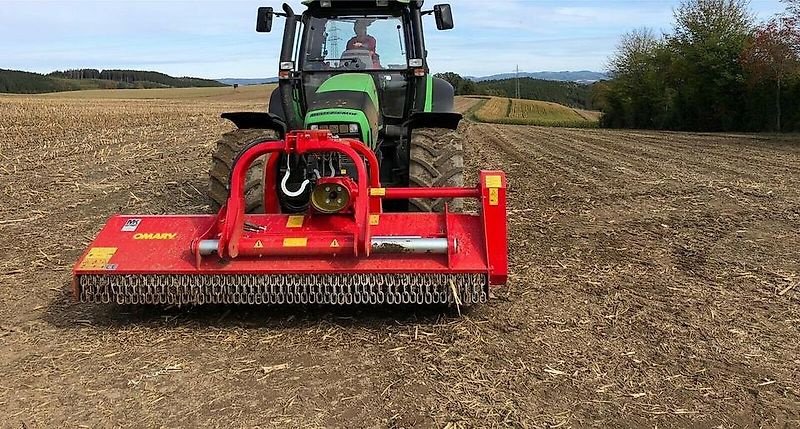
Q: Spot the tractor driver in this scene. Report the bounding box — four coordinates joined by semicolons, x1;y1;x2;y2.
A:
346;19;381;68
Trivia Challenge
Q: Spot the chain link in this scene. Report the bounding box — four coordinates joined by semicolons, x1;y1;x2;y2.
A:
78;273;488;306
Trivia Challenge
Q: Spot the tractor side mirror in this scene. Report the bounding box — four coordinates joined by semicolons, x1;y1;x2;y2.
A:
256;7;274;33
433;4;454;30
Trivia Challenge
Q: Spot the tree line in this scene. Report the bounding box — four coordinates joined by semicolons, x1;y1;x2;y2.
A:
0;69;73;94
595;0;800;132
434;72;594;109
0;68;229;94
48;69;225;88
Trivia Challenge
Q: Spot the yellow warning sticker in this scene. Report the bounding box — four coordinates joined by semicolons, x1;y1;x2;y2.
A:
485;175;503;189
330;239;340;248
254;240;264;249
369;214;380;226
489;188;499;206
78;247;117;270
369;188;386;197
286;215;304;228
283;237;308;247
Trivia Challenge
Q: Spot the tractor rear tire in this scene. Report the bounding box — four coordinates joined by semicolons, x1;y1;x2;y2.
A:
408;128;464;212
208;129;277;213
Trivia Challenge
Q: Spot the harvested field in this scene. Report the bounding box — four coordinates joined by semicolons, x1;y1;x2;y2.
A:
1;94;799;428
33;84;276;102
473;96;599;128
453;95;483;114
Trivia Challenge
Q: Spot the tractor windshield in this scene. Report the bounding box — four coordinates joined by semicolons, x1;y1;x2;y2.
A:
301;14;410;118
304;15;407;71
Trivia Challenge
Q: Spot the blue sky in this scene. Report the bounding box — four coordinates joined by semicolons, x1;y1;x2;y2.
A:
1;0;786;78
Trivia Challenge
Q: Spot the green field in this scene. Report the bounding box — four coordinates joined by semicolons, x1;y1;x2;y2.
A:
471;97;599;128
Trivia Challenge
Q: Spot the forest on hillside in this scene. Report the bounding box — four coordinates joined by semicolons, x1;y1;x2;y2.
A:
596;0;800;132
0;68;225;94
434;72;595;110
48;69;224;88
0;69;75;94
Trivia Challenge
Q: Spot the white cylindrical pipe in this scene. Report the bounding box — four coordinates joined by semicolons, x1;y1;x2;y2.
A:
370;237;449;254
197;237;451;255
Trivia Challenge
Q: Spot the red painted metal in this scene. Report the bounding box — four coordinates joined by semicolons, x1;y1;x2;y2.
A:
72;130;509;300
381;187;481;199
220;131;373;258
311;176;358;214
263;153;281;213
479;171;508;285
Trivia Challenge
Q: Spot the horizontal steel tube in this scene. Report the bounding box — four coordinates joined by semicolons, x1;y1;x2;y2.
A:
370;237;449;254
198;239;220;255
381;187;480;199
198;236;449;256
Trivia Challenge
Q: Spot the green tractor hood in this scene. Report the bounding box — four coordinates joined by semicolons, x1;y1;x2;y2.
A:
304;73;380;148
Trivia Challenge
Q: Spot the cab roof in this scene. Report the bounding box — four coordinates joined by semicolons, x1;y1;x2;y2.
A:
302;0;412;5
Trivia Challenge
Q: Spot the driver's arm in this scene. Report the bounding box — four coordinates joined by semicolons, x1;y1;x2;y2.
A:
367;36;380;68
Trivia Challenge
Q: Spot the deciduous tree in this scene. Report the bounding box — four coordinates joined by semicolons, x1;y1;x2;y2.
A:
741;16;800;130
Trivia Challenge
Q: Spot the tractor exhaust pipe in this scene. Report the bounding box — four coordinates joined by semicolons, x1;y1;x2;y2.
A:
278;3;302;130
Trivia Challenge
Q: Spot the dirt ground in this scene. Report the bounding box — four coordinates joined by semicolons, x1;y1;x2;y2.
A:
1;94;799;428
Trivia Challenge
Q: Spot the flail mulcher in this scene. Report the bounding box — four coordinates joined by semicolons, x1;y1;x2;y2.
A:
72;0;508;306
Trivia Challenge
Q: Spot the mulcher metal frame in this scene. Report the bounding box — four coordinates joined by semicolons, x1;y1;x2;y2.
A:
72;130;507;305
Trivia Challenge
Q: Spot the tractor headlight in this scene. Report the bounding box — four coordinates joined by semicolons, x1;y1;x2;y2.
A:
309;124;358;135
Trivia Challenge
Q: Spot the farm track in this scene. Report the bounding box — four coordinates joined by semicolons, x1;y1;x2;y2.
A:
1;96;799;428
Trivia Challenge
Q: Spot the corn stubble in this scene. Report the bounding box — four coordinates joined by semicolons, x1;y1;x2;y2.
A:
1;93;799;428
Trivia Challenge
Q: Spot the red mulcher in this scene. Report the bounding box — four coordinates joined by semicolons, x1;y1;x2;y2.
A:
73;130;507;305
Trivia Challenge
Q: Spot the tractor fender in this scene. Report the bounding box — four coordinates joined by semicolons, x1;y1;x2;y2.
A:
221;112;287;137
405;112;462;131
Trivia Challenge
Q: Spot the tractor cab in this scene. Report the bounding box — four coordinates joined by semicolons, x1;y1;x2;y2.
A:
217;0;462;214
257;1;456;146
301;13;410;119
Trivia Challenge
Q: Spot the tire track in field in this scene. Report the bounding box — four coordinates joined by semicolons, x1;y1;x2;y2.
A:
481;124;614;191
522;127;661;179
551;127;797;193
613;130;800;174
617;130;800;198
614;130;791;174
466;122;589;193
552;128;800;216
486;126;716;213
573;129;761;180
481;125;713;211
551;128;709;177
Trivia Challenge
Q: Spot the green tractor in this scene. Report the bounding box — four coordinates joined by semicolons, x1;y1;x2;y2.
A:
209;0;463;214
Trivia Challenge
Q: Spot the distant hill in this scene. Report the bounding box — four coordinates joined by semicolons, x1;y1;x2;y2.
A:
0;69;77;94
0;68;226;94
468;71;609;83
476;77;594;109
436;72;595;109
49;69;225;88
217;71;609;86
217;77;279;86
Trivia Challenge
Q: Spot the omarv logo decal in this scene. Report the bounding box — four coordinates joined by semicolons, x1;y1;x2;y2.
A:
133;233;177;240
